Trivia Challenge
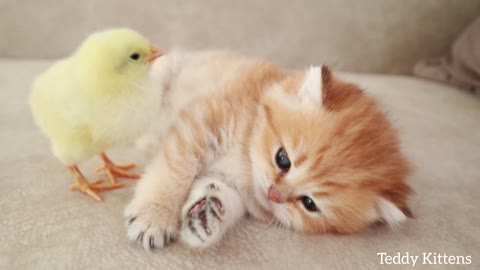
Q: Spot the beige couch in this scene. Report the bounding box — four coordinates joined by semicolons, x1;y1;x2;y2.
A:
1;1;479;269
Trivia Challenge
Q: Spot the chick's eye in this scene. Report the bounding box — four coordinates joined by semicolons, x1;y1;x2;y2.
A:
299;196;318;212
275;147;291;172
130;53;140;60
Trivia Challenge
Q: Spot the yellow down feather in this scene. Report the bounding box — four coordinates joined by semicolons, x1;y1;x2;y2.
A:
29;29;162;165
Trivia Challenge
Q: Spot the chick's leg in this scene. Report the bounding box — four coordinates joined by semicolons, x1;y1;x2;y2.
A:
96;152;140;184
68;165;124;202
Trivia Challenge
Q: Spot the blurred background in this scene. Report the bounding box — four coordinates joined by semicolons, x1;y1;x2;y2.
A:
1;0;479;74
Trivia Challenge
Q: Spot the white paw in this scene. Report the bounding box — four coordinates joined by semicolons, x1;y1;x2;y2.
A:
182;196;225;248
124;201;178;250
180;178;245;248
180;184;224;248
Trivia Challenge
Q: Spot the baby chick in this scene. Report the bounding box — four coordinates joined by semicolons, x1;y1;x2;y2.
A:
29;29;164;201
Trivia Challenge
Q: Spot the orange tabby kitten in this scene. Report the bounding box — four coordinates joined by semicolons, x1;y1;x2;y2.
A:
125;51;412;249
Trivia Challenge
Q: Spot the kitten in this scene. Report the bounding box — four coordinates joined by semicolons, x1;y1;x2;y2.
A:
126;51;412;250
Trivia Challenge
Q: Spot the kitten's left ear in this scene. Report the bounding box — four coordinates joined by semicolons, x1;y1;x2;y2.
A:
298;66;322;105
298;65;333;106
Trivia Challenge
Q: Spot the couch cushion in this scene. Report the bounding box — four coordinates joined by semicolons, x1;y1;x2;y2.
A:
1;59;478;269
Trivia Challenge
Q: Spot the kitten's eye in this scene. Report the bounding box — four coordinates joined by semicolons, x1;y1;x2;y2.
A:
275;147;291;172
130;53;140;60
299;196;318;212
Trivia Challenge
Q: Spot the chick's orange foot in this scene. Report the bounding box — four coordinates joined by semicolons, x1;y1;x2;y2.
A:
68;165;124;202
96;152;140;184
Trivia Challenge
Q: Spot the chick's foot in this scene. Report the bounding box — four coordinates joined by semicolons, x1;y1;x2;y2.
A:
96;152;140;184
68;165;124;202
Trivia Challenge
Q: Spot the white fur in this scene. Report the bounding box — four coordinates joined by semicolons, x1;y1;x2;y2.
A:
375;197;407;227
180;177;245;248
298;66;322;105
124;153;179;249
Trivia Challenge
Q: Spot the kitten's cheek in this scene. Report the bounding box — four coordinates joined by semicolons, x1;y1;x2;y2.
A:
290;211;305;231
250;171;268;202
253;179;271;210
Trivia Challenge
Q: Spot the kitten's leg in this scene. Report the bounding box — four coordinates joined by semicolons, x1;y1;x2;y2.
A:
124;153;182;250
180;176;245;248
125;99;238;250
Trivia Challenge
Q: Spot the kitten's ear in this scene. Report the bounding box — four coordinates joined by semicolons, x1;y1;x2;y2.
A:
320;65;333;90
375;197;411;227
298;65;333;106
298;66;323;105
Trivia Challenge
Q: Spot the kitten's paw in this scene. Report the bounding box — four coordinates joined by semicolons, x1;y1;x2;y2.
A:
125;201;178;250
180;178;245;248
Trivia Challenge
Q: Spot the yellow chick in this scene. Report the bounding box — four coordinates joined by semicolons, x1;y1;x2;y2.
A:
29;29;164;201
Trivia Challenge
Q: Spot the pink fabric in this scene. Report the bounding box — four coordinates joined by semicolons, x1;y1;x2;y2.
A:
414;17;480;95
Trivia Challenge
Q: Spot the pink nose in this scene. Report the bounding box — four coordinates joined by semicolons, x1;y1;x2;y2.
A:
267;186;282;203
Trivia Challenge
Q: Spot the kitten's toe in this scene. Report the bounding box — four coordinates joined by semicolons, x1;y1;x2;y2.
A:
208;196;225;219
124;202;177;250
180;177;245;249
192;197;221;235
181;194;224;248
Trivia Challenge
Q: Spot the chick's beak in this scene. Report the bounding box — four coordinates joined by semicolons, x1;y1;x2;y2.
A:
147;46;165;63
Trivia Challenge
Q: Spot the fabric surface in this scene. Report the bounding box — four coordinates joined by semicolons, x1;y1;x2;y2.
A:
414;17;480;95
1;59;479;269
1;0;480;74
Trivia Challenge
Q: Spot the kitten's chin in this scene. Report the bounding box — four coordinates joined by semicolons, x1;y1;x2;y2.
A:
251;176;294;228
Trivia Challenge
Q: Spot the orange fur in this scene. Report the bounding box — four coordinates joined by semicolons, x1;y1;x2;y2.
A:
127;52;412;250
250;65;411;233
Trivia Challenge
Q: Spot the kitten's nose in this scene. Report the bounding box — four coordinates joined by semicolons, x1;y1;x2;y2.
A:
267;186;282;203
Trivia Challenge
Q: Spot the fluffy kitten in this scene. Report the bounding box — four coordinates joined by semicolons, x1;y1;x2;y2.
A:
126;51;412;250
